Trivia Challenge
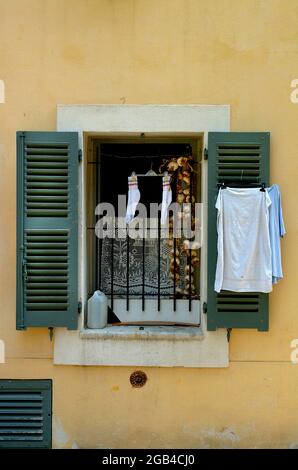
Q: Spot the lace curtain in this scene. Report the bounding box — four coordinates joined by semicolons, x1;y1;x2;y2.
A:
100;234;193;297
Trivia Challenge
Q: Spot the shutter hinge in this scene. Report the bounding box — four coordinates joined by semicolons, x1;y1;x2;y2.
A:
204;148;208;160
78;149;82;162
227;328;232;342
48;327;54;342
22;259;28;281
203;302;207;314
78;301;82;314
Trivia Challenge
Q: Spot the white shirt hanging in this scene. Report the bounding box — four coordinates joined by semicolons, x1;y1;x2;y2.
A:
214;187;272;293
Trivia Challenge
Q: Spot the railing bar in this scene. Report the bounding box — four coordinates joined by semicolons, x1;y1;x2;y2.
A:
142;229;145;312
173;230;176;312
111;236;114;312
126;228;130;311
95;146;99;291
98;238;102;291
158;214;161;312
188;172;193;312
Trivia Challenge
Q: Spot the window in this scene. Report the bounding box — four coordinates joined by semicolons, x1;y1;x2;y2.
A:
16;105;271;368
16;126;269;333
86;137;202;326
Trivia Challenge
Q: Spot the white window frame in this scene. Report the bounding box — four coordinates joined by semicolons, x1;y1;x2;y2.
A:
54;104;230;368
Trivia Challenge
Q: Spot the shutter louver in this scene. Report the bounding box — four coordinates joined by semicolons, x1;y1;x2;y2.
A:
25;142;69;217
217;144;263;182
17;132;79;330
25;230;69;312
0;380;52;449
207;132;270;331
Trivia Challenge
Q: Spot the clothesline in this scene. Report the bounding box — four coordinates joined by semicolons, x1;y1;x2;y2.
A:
130;171;169;178
99;153;193;160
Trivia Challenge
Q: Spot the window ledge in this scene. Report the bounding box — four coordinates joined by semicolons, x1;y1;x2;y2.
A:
80;325;204;342
54;326;228;368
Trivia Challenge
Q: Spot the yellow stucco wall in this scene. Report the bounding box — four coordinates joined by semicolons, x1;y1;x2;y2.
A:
0;0;297;448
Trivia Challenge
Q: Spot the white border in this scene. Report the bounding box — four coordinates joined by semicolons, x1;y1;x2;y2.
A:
54;105;230;367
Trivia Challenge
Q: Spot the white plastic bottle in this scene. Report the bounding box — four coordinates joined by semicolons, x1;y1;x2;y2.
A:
87;290;108;329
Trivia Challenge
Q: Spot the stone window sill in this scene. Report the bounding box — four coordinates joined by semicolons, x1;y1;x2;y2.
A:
54;325;228;367
79;325;204;341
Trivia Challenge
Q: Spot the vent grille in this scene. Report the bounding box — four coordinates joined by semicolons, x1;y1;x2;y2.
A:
0;392;43;442
217;292;259;313
25;230;69;311
0;379;52;449
0;380;51;448
25;143;69;217
217;144;261;183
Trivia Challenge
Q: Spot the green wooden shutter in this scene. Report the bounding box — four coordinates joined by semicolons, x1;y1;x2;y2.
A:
16;132;79;330
207;132;270;331
0;379;52;448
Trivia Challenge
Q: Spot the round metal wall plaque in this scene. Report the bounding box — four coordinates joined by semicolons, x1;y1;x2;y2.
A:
129;370;147;388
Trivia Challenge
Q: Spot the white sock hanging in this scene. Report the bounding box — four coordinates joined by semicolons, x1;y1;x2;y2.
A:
161;173;172;225
125;174;141;224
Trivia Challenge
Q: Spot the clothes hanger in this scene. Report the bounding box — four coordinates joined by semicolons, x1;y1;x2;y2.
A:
217;182;266;192
145;162;158;176
130;164;169;178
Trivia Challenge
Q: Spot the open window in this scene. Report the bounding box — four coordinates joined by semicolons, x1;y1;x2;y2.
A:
86;136;203;326
16;126;269;334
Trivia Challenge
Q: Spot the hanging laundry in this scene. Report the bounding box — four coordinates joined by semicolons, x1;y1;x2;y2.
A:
215;187;272;293
268;184;286;284
125;175;140;224
160;174;172;225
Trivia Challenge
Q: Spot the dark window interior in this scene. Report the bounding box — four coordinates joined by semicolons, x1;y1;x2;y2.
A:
87;140;201;325
100;143;192;212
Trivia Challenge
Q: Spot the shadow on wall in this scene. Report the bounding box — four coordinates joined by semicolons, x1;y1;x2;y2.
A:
0;80;5;103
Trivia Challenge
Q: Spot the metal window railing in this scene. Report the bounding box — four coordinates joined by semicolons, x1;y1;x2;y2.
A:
96;225;199;314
